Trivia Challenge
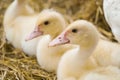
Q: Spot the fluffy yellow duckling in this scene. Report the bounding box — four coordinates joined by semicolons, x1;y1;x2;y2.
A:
49;20;120;80
26;8;73;72
4;0;67;56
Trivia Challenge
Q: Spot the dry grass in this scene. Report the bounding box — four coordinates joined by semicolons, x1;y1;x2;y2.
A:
0;0;116;80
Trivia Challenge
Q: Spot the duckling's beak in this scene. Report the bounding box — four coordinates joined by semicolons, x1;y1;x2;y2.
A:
49;31;70;47
25;26;43;41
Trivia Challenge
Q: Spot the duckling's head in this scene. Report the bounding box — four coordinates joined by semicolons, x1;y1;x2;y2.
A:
49;20;99;50
26;9;66;41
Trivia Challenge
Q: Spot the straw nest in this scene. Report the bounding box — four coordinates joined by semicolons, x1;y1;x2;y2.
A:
0;0;117;80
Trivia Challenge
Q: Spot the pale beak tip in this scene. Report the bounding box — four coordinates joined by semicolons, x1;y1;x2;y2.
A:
25;34;34;41
25;37;31;41
25;38;29;41
48;42;55;47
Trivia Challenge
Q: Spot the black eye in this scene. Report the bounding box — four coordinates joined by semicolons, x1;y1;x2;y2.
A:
72;29;78;33
44;21;49;25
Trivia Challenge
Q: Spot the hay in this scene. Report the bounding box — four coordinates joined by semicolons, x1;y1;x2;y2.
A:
0;0;116;80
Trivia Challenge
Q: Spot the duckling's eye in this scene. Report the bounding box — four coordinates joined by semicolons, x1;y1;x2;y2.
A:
72;29;78;33
44;21;49;25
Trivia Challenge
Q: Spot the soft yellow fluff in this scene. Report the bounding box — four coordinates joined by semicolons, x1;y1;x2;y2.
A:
79;66;120;80
24;7;72;72
4;0;38;56
4;0;67;56
92;39;120;67
49;20;120;80
36;35;73;72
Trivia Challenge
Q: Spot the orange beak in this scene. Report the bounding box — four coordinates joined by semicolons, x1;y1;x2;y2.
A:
49;31;70;47
25;26;43;41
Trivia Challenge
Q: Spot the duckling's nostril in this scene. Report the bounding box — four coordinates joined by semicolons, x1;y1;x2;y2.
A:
59;37;61;39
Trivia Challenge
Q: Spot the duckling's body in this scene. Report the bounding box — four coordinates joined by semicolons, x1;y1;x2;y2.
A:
3;0;39;56
93;39;120;67
57;47;98;80
79;66;120;80
58;48;120;80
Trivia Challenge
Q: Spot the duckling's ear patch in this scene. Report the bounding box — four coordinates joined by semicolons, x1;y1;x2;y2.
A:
49;31;70;46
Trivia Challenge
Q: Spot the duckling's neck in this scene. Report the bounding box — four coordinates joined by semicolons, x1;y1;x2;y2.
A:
75;38;98;65
74;47;93;65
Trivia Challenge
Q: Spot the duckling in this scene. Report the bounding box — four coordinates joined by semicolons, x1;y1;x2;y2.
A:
103;0;120;42
26;9;73;72
49;20;120;80
50;21;120;68
4;0;67;56
22;9;67;56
